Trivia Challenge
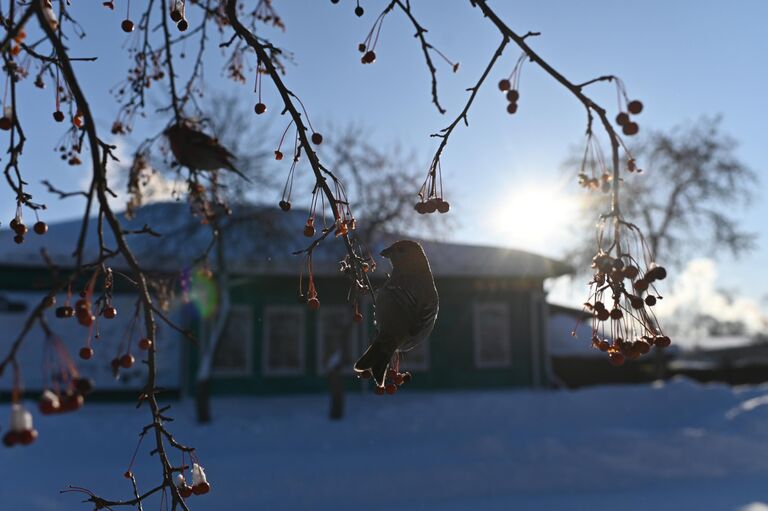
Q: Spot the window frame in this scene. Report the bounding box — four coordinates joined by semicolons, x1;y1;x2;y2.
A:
211;303;254;378
262;305;306;377
473;301;512;368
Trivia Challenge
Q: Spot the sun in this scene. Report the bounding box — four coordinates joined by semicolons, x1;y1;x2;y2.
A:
490;180;581;253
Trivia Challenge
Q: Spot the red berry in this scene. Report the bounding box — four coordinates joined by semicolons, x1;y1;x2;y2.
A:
645;295;657;306
121;19;134;32
79;347;94;360
385;383;398;395
627;100;643;115
274;150;283;160
394;373;404;385
13;222;28;236
622;122;639;136
39;397;59;415
374;386;385;395
357;43;366;53
77;312;95;327
18;429;38;445
33;221;48;235
655;335;671;348
608;352;625;366
111;357;121;371
192;482;211;495
633;279;649;292
53;111;65;122
354;5;364;16
362;50;376;64
177;18;189;31
124;471;133;479
103;306;117;319
596;308;610;321
506;102;518;114
414;202;427;215
55;306;74;318
0;117;12;131
170;9;182;22
307;297;320;311
3;431;19;447
353;312;363;323
615;112;630;126
138;338;153;350
623;265;639;279
436;200;450;214
609;308;623;320
179;484;193;498
303;224;315;237
120;353;135;368
73;377;94;395
279;200;291;212
254;102;267;115
498;79;511;91
13;234;23;244
311;132;323;145
506;89;519;102
424;199;438;213
59;393;84;412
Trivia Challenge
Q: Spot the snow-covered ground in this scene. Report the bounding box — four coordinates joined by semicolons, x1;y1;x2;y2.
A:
4;379;768;510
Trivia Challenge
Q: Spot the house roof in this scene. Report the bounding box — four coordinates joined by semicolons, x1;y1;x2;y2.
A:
0;202;572;279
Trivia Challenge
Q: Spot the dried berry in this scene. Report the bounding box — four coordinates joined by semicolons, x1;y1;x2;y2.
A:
170;9;183;22
254;102;267;115
622;122;639;136
506;102;518;114
138;338;152;350
311;132;323;145
79;347;94;360
644;295;657;306
274;150;283;160
627;100;643;115
121;19;134;32
53;111;65;122
354;5;364;16
103;306;117;319
278;200;291;212
177;18;189;31
498;79;511;91
615;112;630;126
33;221;48;235
120;353;135;369
506;89;519;102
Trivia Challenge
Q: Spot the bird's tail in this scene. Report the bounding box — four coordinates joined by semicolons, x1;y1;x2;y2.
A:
354;341;396;388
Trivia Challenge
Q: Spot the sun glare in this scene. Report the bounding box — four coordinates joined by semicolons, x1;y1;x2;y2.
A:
490;182;581;253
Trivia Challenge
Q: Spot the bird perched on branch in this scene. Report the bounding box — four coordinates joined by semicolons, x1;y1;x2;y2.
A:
165;122;249;181
354;240;439;387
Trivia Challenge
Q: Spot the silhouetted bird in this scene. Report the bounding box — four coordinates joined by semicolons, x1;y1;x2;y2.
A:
165;122;248;180
354;240;439;387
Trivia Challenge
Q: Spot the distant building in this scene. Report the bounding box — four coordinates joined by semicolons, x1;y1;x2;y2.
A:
0;203;572;396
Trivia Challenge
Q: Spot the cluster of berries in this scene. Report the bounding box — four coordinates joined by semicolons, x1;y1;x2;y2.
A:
38;381;91;416
615;100;643;136
3;404;37;447
360;368;413;395
175;463;211;498
580;220;671;366
415;197;450;214
9;216;47;245
498;80;520;114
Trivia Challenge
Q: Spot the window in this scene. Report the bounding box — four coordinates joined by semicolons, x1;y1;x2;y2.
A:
473;302;511;368
316;307;362;374
400;339;430;371
262;306;305;376
212;304;254;377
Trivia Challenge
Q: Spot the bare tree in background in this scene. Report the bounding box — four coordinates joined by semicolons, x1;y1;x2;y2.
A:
567;116;756;269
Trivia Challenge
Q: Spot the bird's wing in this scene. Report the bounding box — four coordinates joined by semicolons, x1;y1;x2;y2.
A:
376;278;438;351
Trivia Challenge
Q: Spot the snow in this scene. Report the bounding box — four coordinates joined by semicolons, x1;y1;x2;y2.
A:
4;378;768;510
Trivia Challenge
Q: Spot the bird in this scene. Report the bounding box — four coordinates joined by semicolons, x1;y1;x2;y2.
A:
164;122;250;181
354;240;439;387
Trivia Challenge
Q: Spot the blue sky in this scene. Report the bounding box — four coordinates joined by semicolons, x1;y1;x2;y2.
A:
2;1;767;313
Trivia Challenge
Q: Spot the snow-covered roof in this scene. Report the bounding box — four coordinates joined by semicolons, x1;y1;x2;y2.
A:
0;202;572;278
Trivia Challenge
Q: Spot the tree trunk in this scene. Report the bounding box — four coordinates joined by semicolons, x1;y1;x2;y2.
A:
195;379;212;423
194;224;231;423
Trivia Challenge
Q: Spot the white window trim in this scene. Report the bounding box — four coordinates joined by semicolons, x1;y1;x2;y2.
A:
262;305;305;377
473;302;512;368
212;304;254;378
